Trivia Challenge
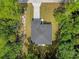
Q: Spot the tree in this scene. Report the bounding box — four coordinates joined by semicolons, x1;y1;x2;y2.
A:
0;0;20;20
0;0;22;59
54;0;79;59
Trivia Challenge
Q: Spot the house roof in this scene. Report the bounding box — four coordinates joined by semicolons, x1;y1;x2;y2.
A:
18;0;28;3
31;19;52;45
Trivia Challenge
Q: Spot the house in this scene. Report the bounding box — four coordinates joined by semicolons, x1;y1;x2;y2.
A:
31;19;52;45
18;0;28;3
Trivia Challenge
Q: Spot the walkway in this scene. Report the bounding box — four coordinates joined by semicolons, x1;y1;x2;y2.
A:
21;11;29;55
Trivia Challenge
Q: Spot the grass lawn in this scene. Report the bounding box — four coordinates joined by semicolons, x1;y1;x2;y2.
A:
26;3;33;38
41;3;60;41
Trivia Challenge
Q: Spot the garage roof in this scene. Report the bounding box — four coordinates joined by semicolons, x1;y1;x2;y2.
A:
31;19;52;45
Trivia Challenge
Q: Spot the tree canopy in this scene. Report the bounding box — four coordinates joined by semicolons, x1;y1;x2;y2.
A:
54;0;79;59
0;0;22;59
0;0;20;20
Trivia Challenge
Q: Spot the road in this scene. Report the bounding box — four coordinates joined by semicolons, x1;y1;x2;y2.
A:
27;0;64;3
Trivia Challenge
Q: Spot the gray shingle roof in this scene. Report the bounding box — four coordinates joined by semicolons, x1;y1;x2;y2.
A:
31;19;52;45
18;0;28;3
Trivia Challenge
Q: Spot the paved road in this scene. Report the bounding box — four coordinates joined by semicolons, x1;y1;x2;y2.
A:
27;0;64;3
